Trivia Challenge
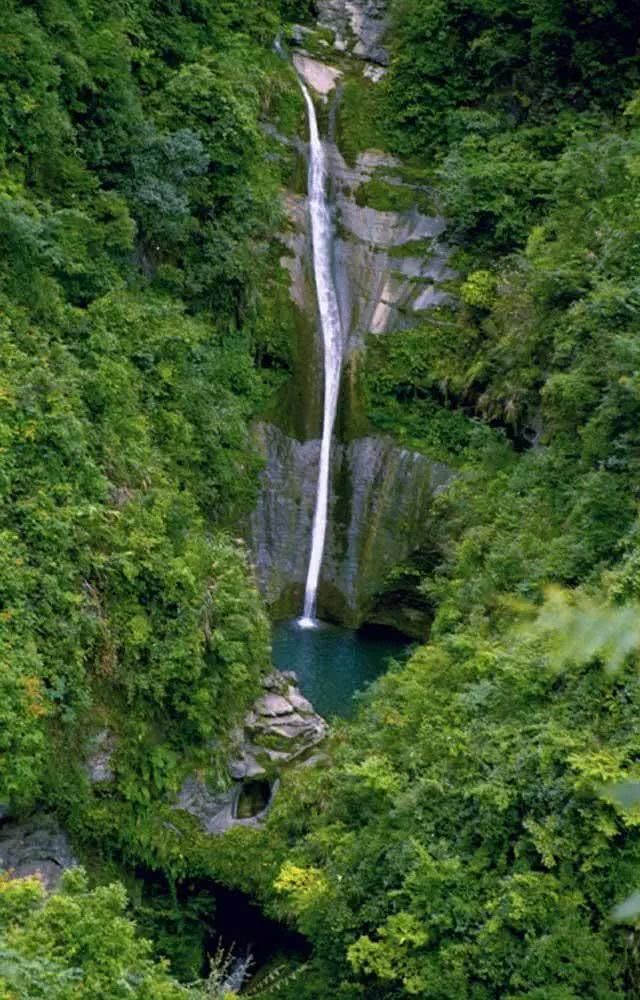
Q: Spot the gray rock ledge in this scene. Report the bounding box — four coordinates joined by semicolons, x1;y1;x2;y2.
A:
175;669;327;835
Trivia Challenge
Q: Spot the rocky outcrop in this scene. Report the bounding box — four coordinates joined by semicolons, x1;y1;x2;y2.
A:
86;728;117;784
250;425;452;627
175;670;327;835
317;0;389;65
249;2;456;627
0;814;77;891
277;121;455;358
328;145;456;352
233;669;326;774
293;52;342;94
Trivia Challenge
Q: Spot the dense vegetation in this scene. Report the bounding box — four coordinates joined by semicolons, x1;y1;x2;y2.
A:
3;0;640;997
256;1;640;996
0;0;308;810
1;868;196;998
0;0;302;989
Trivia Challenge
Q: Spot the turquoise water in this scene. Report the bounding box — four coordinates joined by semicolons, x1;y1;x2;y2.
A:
271;620;410;719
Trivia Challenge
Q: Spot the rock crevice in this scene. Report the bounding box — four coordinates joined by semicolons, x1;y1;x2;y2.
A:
175;670;327;835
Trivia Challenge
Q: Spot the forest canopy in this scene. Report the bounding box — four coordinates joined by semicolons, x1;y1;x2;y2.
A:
0;0;302;808
2;0;640;998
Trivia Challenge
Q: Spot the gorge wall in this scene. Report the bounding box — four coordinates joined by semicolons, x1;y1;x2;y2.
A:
249;0;455;635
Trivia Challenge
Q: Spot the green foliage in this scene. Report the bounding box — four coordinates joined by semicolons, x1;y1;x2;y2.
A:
264;627;640;997
0;283;271;805
369;113;640;454
0;12;291;993
533;588;640;673
363;92;640;649
251;8;640;999
0;0;291;810
0;869;246;999
460;269;497;310
279;0;316;23
4;0;640;997
0;869;190;999
385;0;640;159
336;77;386;167
354;177;435;215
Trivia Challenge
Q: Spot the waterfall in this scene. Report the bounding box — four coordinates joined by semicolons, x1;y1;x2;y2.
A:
298;80;344;627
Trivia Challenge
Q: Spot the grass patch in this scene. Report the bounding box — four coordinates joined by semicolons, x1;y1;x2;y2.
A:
388;237;436;258
264;57;305;138
293;26;336;57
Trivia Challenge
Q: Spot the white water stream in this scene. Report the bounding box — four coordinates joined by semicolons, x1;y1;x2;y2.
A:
298;81;343;628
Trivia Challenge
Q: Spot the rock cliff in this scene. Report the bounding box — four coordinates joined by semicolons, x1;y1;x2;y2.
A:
249;0;455;629
251;424;452;630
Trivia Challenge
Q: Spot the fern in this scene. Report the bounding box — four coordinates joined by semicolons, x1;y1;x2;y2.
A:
245;961;309;997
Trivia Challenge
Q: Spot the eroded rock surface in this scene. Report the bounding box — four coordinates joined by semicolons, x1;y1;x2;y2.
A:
293;52;342;95
86;728;117;784
278;142;455;357
0;814;77;891
175;670;327;835
251;425;453;626
328;146;456;351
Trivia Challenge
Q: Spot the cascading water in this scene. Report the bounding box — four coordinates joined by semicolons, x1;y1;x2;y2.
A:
297;79;344;628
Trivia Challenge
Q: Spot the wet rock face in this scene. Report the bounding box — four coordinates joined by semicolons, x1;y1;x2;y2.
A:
249;1;456;627
252;124;455;628
250;424;453;625
175;670;327;835
0;814;77;891
328;146;456;352
250;424;319;608
279;141;455;363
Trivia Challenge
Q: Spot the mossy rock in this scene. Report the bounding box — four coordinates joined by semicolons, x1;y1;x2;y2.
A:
354;177;439;215
336;77;387;166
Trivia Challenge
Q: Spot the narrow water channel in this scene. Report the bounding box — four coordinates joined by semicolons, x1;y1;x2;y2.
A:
272;620;411;719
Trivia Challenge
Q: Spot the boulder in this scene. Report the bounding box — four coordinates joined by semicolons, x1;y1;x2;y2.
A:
175;776;238;835
227;746;269;781
316;0;390;65
254;693;293;717
292;53;342;96
287;688;314;713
